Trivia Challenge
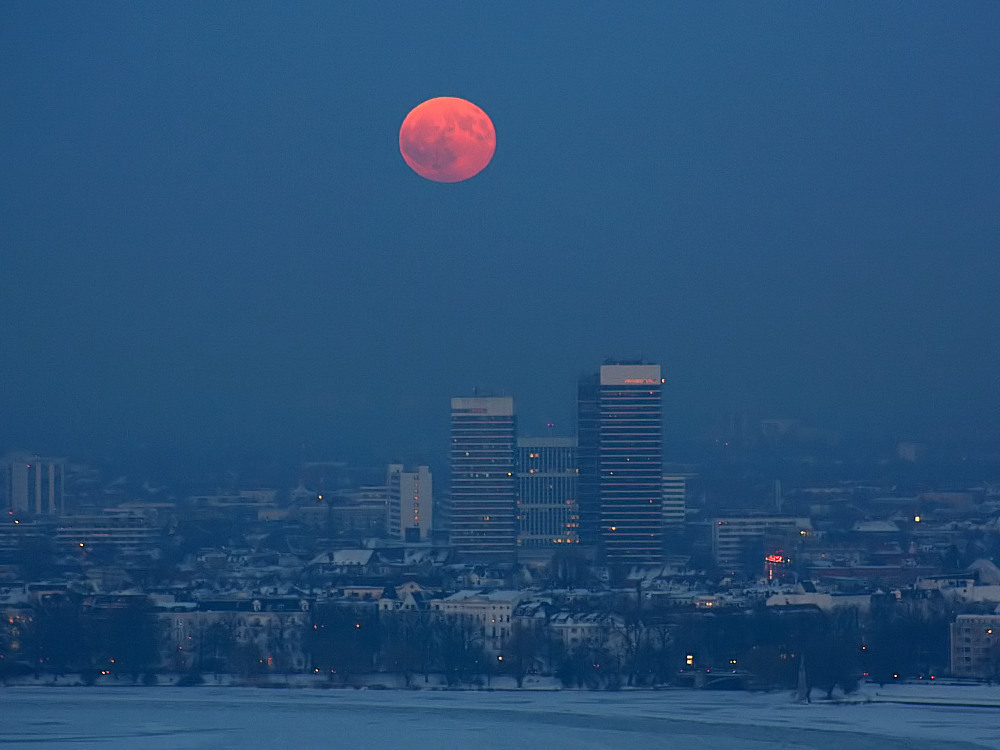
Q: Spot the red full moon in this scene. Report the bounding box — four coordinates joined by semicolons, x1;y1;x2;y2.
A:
399;97;496;183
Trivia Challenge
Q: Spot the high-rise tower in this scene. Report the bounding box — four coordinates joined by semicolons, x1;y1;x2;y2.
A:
576;373;601;547
517;436;579;551
577;362;664;564
663;473;694;531
449;397;517;562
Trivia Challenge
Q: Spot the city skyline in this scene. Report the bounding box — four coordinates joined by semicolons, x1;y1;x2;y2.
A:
5;8;1000;740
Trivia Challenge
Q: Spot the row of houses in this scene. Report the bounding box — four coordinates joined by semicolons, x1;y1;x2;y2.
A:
8;565;1000;681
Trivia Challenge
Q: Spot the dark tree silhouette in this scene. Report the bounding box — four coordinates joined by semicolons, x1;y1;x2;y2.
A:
24;596;87;676
501;621;541;687
95;600;160;682
434;617;487;686
309;603;378;682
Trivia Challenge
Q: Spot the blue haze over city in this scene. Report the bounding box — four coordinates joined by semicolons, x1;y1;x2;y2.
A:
3;3;999;474
3;4;1000;749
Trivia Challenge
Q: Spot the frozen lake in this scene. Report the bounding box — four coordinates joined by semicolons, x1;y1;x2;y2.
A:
3;685;1000;749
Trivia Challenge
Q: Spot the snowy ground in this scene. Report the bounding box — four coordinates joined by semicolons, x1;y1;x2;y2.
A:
3;684;1000;750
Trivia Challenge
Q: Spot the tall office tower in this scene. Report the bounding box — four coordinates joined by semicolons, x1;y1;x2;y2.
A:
517;437;579;551
662;474;691;529
576;373;601;546
3;453;65;516
577;362;664;564
387;464;433;542
449;397;517;562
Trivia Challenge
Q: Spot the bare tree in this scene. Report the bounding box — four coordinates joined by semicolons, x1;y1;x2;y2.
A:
501;621;542;687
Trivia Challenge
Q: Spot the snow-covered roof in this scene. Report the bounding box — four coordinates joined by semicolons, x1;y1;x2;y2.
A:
968;558;1000;585
851;520;900;533
308;549;374;567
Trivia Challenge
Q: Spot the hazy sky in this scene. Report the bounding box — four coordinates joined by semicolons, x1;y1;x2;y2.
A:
2;3;999;466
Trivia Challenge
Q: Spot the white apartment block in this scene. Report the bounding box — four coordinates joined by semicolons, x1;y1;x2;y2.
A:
387;464;432;541
3;453;65;515
430;589;522;653
951;614;1000;679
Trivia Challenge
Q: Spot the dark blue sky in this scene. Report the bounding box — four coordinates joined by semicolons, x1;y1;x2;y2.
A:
2;3;999;465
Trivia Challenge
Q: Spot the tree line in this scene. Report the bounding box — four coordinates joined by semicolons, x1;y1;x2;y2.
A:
0;592;966;691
